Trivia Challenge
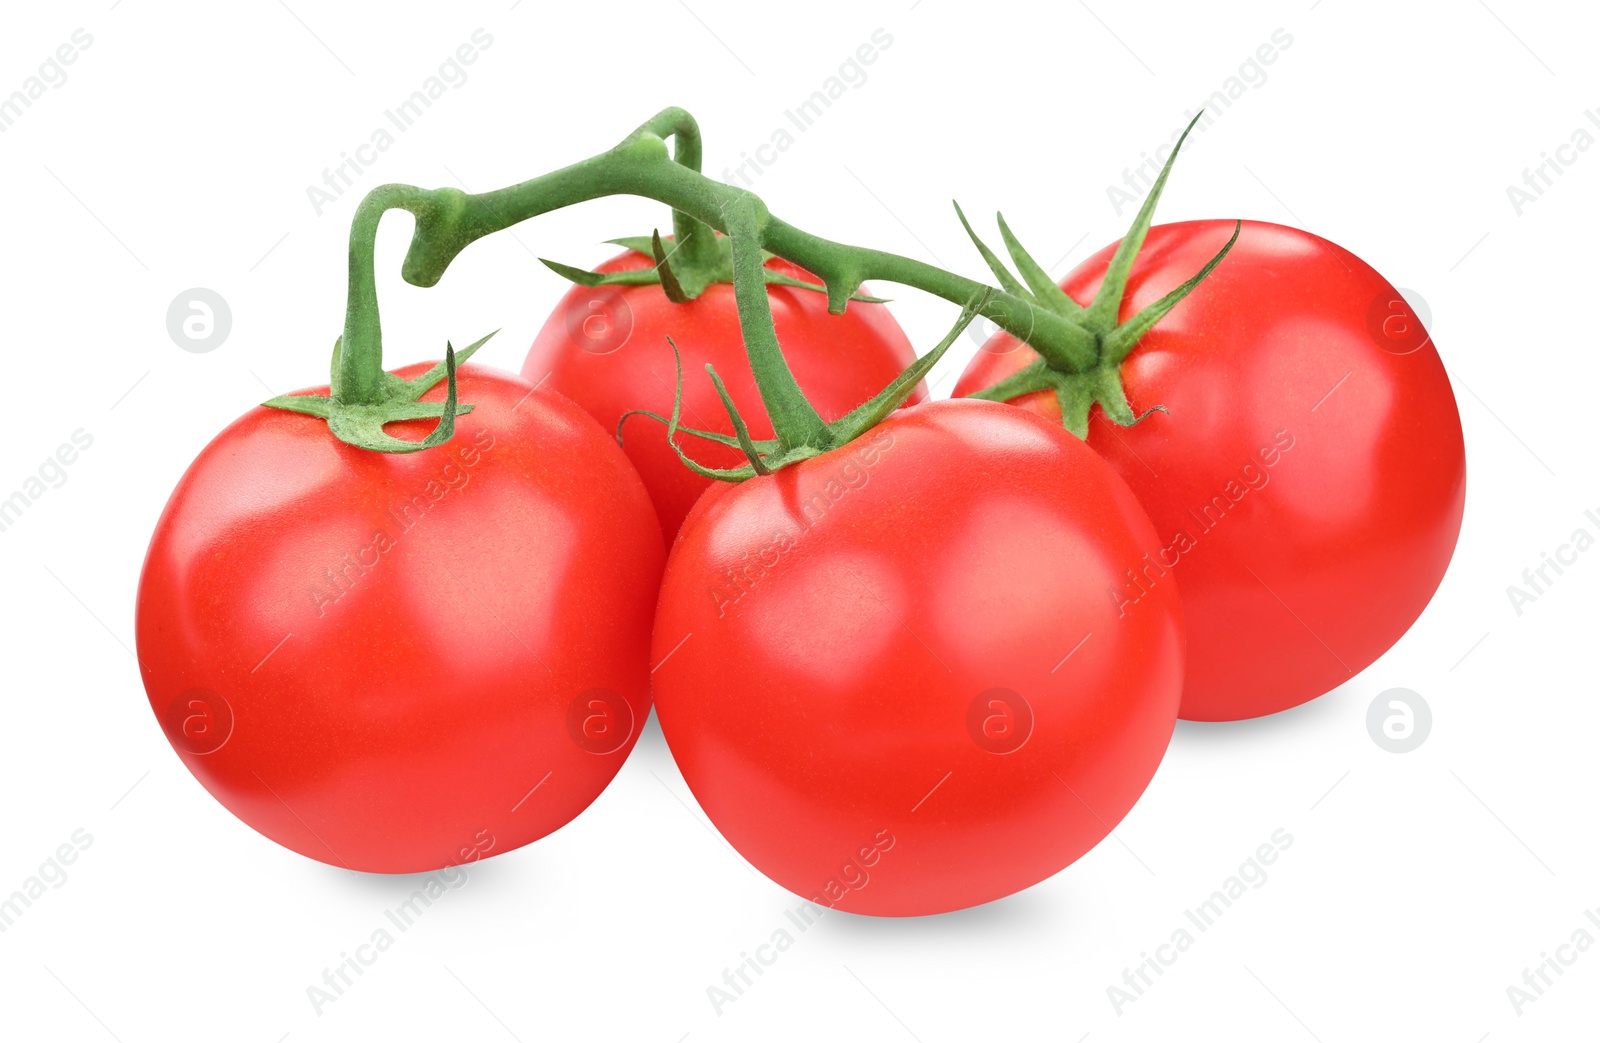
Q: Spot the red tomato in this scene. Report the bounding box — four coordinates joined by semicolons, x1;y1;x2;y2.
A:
955;220;1465;721
136;363;664;873
651;400;1183;916
523;250;921;538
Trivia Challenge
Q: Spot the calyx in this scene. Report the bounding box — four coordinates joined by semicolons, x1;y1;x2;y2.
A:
960;113;1239;437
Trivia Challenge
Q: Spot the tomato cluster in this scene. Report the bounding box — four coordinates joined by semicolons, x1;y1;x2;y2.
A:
135;115;1463;916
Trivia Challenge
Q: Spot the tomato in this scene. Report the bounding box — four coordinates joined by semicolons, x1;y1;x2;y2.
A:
135;363;664;873
650;399;1183;916
522;249;921;538
955;220;1465;721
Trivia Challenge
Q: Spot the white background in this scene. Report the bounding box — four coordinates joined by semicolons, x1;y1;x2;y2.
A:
1;0;1595;1039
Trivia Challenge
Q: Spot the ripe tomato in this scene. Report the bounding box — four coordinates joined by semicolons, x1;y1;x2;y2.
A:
136;363;664;873
955;220;1465;721
650;400;1183;916
523;249;921;538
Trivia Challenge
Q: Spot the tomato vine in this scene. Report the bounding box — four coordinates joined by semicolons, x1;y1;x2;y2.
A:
267;106;1236;457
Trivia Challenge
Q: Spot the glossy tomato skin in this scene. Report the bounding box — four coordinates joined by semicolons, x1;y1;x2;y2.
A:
136;363;664;873
955;220;1466;721
523;250;921;538
651;400;1183;916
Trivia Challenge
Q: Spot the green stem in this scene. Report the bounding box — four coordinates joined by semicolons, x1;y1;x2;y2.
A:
394;115;1097;373
724;198;828;449
338;183;430;404
634;106;718;269
291;107;1230;459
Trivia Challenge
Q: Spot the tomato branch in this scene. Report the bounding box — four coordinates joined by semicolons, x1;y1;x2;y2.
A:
272;106;1235;455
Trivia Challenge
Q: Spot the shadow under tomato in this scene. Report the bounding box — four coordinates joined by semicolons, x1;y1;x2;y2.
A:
821;880;1067;937
1171;673;1362;745
630;706;672;766
309;842;525;899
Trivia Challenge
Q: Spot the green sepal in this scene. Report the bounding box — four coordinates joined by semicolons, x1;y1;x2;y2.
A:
263;394;333;419
605;235;661;256
1102;220;1240;364
953;201;1031;301
963;358;1055;405
538;260;682;289
325;342;464;453
704;363;771;475
661;338;771;482
649;228;689;303
1084;111;1207;332
262;331;495;454
616;409;780;454
996;212;1084;319
394;330;495;401
660;289;993;483
1050;373;1098;439
539;257;613;287
963;109;1238;437
829;289;992;437
1089;365;1137;426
